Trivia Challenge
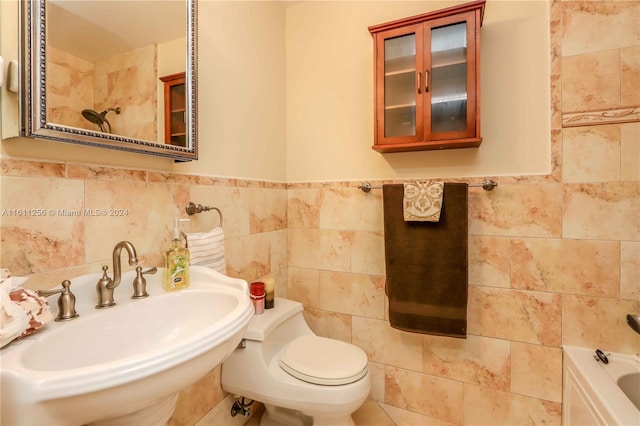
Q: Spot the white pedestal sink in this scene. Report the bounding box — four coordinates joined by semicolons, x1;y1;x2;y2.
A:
1;266;253;425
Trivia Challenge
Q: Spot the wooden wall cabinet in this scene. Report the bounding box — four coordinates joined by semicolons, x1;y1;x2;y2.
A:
369;0;485;153
160;72;186;147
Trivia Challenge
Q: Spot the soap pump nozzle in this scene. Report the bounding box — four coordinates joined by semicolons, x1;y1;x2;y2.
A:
172;218;190;247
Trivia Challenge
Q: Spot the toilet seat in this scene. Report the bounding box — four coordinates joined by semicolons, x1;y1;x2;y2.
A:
279;335;368;386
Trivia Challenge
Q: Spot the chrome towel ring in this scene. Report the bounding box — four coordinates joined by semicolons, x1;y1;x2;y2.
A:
184;202;224;227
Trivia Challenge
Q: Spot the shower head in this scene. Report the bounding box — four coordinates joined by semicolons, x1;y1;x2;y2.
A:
81;107;121;133
82;109;105;125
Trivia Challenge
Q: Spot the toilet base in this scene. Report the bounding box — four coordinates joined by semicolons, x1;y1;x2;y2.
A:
260;404;311;426
260;404;356;426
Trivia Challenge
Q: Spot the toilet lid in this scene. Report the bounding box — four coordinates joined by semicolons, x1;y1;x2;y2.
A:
279;335;368;386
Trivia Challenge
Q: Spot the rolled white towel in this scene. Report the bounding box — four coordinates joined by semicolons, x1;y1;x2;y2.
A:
187;227;226;274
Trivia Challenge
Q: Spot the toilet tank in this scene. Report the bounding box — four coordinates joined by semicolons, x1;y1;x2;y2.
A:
244;298;310;342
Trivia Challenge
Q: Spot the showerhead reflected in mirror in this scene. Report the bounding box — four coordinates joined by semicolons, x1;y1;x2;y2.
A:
81;107;121;134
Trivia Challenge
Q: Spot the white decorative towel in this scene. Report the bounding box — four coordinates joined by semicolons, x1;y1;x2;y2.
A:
403;181;444;222
187;227;226;274
0;269;53;348
1;278;30;347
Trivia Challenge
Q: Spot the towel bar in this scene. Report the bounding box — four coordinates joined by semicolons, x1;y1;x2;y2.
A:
357;179;498;193
185;202;224;227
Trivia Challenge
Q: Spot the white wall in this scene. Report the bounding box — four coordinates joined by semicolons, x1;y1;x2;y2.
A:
285;0;550;182
194;0;287;181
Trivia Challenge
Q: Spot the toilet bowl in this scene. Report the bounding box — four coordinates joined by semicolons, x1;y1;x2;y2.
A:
221;298;371;426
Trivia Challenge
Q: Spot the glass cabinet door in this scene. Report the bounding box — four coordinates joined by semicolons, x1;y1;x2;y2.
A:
425;13;476;140
169;83;186;147
376;24;424;143
430;22;467;133
384;34;416;137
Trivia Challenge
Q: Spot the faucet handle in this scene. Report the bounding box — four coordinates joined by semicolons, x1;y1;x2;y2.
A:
37;280;79;321
132;266;157;299
96;265;115;308
97;265;113;288
98;265;111;279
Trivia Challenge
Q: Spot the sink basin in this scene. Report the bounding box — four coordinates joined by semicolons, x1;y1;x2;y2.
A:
619;372;640;410
1;266;253;425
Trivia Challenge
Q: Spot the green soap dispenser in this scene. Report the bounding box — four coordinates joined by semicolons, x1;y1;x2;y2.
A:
163;218;190;291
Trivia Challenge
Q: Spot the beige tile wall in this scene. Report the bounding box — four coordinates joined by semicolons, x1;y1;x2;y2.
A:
46;44;158;141
1;1;638;424
94;45;158;141
47;46;95;129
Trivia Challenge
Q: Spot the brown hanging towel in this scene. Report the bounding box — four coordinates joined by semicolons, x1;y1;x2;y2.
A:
383;183;468;338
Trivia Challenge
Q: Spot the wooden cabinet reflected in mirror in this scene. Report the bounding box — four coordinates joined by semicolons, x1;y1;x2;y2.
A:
160;72;186;147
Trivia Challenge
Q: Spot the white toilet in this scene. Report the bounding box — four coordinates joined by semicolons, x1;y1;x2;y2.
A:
221;298;371;426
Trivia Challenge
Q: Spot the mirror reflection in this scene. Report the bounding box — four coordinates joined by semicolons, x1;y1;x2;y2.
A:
21;0;198;160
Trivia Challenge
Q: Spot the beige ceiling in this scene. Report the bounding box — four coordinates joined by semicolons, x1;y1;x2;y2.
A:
48;0;186;63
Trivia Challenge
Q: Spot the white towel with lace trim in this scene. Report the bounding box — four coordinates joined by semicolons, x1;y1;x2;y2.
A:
186;227;226;274
403;180;444;222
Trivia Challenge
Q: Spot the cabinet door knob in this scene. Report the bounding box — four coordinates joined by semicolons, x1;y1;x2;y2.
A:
425;70;429;92
417;72;422;94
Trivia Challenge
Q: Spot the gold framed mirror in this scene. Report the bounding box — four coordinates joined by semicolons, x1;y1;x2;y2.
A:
20;0;198;161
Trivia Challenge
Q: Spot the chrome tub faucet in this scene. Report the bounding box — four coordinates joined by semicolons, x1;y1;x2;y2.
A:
96;241;138;308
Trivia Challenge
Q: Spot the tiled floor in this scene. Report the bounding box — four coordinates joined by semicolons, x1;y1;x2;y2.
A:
352;400;398;425
246;399;454;426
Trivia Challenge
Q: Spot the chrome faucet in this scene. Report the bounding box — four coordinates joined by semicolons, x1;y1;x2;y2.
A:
96;241;138;308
